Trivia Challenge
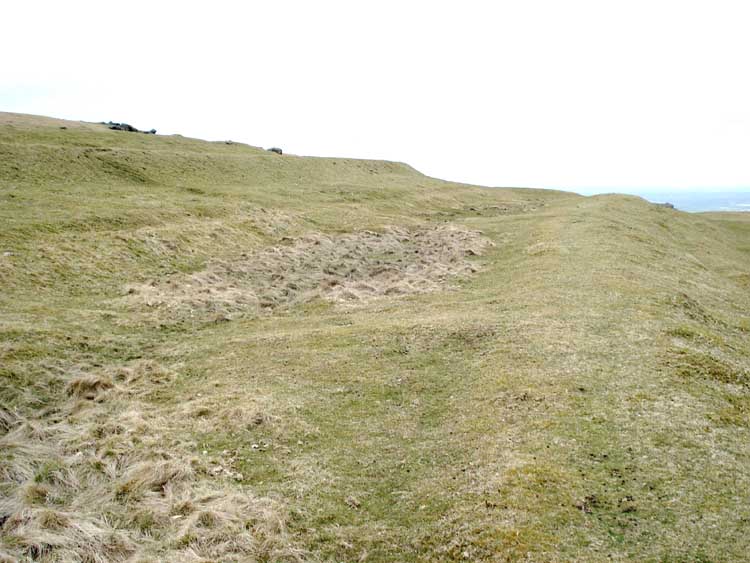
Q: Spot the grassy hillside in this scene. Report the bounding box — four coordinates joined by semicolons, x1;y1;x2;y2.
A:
1;112;749;562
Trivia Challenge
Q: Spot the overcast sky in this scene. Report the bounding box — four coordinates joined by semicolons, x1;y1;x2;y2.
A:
2;1;749;191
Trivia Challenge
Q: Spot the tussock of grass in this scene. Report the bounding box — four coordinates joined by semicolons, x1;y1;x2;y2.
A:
2;507;136;562
0;354;303;562
65;373;114;401
115;461;194;500
123;224;491;323
109;359;174;387
0;407;18;435
167;492;304;562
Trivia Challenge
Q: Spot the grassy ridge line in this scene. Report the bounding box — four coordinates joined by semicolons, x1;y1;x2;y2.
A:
0;111;419;188
489;197;750;560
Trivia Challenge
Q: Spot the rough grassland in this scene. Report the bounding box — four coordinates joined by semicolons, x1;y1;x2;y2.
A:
1;112;750;562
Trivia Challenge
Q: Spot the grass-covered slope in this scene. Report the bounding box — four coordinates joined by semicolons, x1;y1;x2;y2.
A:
1;112;750;562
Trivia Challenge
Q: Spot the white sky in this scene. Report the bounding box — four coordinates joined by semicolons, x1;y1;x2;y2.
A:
2;0;750;191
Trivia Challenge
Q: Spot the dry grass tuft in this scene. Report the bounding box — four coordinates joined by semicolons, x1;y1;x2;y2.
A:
0;407;19;435
124;224;492;321
109;360;174;387
2;507;136;562
115;460;194;500
164;492;304;562
215;406;280;433
0;421;62;485
1;426;301;562
0;356;303;562
65;373;114;401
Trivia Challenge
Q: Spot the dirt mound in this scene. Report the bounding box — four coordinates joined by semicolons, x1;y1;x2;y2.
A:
124;224;492;320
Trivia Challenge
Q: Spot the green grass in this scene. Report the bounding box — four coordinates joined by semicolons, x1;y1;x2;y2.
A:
2;112;750;561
